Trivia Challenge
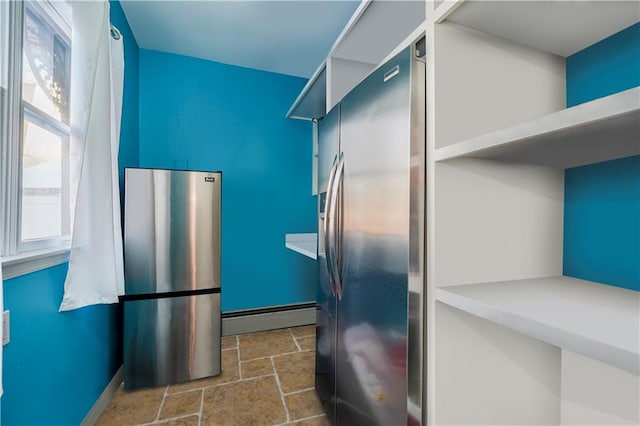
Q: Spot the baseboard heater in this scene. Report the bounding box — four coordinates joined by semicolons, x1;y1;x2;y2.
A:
221;302;316;336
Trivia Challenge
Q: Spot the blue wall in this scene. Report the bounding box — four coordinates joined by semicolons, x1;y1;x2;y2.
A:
564;157;640;291
563;23;640;291
566;23;640;107
139;49;317;311
1;2;139;424
113;0;140;195
2;265;120;425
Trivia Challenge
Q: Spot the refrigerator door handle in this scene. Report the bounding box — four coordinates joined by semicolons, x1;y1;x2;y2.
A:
328;152;345;299
324;155;339;296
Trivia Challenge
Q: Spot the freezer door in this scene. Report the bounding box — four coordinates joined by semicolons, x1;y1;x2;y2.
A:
336;46;415;425
316;105;340;424
123;293;221;388
124;168;221;295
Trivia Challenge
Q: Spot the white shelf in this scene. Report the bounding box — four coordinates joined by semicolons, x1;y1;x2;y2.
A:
439;0;640;57
434;87;640;168
286;0;425;120
286;65;327;121
286;0;371;120
285;233;317;259
435;276;640;375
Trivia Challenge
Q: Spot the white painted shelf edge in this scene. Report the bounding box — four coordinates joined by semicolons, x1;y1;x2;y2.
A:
286;0;372;119
434;87;640;168
286;62;326;120
435;276;640;375
432;0;464;24
285;233;318;260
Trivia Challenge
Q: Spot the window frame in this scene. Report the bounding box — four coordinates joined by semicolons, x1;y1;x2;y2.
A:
1;0;72;279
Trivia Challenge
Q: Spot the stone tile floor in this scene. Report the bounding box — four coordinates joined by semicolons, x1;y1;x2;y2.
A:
96;326;329;426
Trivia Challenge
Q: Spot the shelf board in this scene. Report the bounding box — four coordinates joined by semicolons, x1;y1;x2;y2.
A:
435;276;640;375
440;0;640;57
286;0;371;120
286;64;327;121
287;0;425;120
285;233;317;259
331;0;425;64
434;87;640;168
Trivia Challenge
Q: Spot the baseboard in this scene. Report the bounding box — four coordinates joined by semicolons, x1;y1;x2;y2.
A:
81;365;123;426
222;302;316;336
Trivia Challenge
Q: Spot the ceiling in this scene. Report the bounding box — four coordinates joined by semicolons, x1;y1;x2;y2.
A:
119;0;361;79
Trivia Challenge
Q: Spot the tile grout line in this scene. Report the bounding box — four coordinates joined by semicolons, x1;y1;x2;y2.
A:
138;411;203;426
154;385;169;423
271;356;291;424
240;348;315;363
274;413;328;426
288;328;303;352
292;333;315;338
166;372;278;397
239;352;245;379
236;343;242;381
282;386;316;396
197;387;205;426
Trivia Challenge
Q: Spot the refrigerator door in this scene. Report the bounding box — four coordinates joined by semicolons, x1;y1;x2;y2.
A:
316;105;340;425
123;293;221;388
124;168;221;295
336;46;415;425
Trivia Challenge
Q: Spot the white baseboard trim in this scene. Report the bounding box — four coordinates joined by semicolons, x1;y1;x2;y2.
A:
81;365;123;426
222;303;316;336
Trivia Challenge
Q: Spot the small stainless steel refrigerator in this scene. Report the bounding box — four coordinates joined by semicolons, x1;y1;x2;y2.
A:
316;38;425;425
123;167;222;389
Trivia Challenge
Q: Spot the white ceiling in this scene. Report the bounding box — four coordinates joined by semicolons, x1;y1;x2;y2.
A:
119;0;361;78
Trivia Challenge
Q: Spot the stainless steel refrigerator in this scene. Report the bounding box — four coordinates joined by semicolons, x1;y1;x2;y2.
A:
316;39;425;425
123;167;222;389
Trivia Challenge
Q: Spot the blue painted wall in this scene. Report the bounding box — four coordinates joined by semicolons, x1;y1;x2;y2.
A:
563;23;640;291
2;265;120;425
112;0;140;196
1;2;138;424
566;23;640;107
564;157;640;291
139;49;317;311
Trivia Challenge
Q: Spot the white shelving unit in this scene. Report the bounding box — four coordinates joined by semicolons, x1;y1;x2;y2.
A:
287;0;425;121
434;87;640;168
426;1;640;425
435;276;640;375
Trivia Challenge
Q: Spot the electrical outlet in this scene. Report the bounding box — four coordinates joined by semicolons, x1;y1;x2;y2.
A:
2;310;9;346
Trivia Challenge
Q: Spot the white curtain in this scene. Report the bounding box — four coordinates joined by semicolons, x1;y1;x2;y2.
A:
59;1;125;311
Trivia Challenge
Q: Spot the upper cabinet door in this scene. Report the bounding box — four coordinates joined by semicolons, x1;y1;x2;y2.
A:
317;104;340;195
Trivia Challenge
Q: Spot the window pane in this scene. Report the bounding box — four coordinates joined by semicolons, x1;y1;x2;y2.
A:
21;118;69;241
22;5;70;124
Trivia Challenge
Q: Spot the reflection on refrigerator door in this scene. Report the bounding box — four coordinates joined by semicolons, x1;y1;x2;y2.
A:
123;167;223;389
315;39;425;426
123;293;221;389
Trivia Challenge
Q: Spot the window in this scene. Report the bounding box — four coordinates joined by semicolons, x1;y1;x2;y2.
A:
1;1;72;262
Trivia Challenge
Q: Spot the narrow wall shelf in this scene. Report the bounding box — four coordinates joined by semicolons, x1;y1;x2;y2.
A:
285;233;317;259
434;87;640;168
435;276;640;375
287;0;425;120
